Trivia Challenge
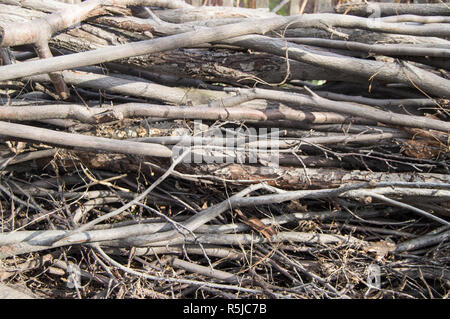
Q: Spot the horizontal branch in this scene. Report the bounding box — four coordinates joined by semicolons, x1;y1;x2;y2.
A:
186;164;450;189
395;230;450;253
5;87;446;132
2;12;450;82
0;100;363;125
1;181;447;258
380;15;450;24
288;13;450;38
156;231;366;247
116;182;439;247
312;91;443;109
0;121;172;157
27;70;232;105
237;88;450;132
335;3;450;17
286;38;450;58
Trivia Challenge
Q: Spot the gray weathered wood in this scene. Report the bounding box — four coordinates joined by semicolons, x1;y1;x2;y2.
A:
0;121;173;157
0;16;292;81
335;2;450;17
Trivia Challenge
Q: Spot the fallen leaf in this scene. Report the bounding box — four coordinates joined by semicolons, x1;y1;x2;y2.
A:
234;209;276;240
402;139;441;159
364;240;396;262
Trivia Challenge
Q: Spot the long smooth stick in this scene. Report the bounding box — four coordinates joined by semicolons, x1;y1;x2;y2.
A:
0;121;172;157
0;16;291;81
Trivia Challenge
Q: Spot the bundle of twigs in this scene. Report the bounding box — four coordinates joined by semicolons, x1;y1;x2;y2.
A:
0;0;449;299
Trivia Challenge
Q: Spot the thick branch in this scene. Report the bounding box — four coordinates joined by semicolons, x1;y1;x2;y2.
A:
185;164;450;190
0;100;363;125
0;121;172;157
223;36;450;99
243;88;450;132
0;16;293;81
3;11;450;82
286;38;450;59
0;0;191;47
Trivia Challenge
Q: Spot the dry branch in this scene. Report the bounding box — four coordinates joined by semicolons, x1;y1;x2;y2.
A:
240;88;450;131
335;2;450;17
0;121;172;157
185;164;450;189
0;15;293;81
0;100;367;125
0;1;448;299
224;36;450;99
27;70;233;105
286;38;450;59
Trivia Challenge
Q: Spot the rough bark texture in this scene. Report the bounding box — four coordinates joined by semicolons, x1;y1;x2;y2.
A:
0;1;449;300
336;3;450;17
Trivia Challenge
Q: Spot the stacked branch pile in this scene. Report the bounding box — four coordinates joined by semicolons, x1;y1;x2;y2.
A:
0;0;449;299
